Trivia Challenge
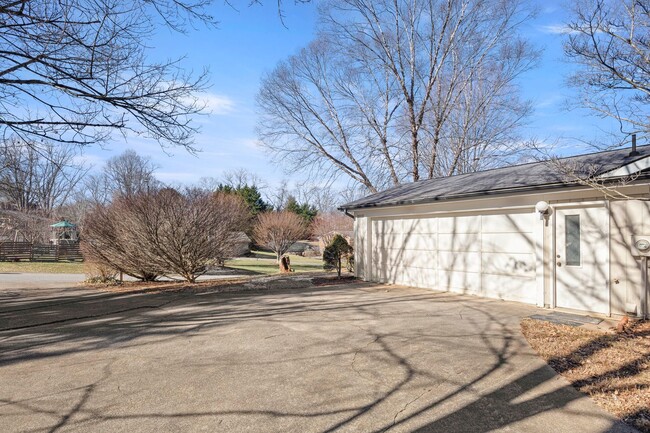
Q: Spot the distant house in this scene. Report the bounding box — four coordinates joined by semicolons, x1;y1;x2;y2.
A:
231;232;251;257
340;145;650;319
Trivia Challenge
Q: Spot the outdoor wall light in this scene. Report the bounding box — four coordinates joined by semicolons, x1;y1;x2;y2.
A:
535;200;550;220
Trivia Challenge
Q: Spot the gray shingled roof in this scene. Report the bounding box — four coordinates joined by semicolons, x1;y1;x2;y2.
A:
340;145;650;210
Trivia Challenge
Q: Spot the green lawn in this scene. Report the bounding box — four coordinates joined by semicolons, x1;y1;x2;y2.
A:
0;251;322;276
0;261;85;274
225;251;322;275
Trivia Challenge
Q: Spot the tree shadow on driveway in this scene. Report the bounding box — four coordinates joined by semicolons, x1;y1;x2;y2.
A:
0;283;637;433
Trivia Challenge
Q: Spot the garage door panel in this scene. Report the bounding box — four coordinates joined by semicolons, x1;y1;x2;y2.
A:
482;232;534;254
403;267;437;288
386;248;411;267
439;251;480;272
407;250;437;269
481;213;534;233
439;233;481;252
439;216;481;234
376;233;403;250
404;218;438;234
403;233;436;251
381;219;403;234
482;252;535;278
483;274;536;304
439;270;481;293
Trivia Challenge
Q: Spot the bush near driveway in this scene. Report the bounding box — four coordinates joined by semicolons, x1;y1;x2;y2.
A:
82;189;249;282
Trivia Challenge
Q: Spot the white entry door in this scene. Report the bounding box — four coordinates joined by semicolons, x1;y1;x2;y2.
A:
555;207;609;314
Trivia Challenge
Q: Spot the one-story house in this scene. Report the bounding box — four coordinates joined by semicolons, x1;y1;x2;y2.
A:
231;231;252;257
339;144;650;318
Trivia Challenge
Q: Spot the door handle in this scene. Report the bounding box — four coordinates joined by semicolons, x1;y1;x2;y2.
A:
557;262;562;267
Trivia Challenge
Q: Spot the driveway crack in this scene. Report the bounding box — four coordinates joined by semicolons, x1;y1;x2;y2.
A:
391;387;432;427
350;335;380;381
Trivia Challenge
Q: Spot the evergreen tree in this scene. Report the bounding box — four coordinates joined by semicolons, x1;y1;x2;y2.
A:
323;234;353;278
285;196;318;224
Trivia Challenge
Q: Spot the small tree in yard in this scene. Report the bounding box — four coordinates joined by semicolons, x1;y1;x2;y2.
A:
323;234;353;278
252;211;308;269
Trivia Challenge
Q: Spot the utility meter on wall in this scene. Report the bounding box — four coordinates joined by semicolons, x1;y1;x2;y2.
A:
632;236;650;256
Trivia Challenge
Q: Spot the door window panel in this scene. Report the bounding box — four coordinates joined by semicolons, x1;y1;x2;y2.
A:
565;214;581;266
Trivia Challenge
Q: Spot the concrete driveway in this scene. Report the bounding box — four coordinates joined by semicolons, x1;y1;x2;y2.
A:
0;281;638;433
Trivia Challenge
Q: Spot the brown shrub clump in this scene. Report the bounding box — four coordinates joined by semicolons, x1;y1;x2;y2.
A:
82;189;249;282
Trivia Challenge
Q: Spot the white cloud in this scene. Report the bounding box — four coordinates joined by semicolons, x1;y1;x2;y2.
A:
200;93;235;115
537;24;573;35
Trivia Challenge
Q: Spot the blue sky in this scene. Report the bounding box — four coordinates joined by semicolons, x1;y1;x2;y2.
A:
81;1;621;187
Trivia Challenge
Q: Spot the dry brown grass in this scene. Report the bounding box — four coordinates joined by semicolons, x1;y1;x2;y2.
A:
89;272;334;295
91;277;253;295
521;318;650;432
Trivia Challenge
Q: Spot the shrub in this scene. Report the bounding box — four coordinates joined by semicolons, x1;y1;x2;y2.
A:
323;234;353;278
83;261;119;285
82;189;249;282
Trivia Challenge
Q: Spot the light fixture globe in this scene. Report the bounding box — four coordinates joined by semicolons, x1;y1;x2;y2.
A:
535;200;550;214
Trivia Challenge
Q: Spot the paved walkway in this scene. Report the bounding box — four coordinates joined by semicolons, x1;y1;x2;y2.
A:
0;282;638;432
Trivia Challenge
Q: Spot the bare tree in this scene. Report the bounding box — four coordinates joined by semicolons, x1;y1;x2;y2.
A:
82;189;249;282
103;150;159;199
221;168;268;190
81;149;159;204
0;209;51;243
258;0;537;192
0;139;89;212
0;0;214;149
566;0;650;140
252;211;308;266
312;211;354;245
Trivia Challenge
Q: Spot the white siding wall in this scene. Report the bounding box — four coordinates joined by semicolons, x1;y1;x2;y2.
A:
354;216;367;280
610;200;650;315
367;211;538;304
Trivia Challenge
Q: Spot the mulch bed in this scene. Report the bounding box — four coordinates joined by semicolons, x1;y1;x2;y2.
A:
90;277;254;295
521;318;650;432
85;273;360;295
311;275;359;286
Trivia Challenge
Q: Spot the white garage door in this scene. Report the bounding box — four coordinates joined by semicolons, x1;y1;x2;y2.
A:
371;212;537;304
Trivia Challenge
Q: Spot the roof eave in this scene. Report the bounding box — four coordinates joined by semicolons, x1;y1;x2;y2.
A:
339;175;650;212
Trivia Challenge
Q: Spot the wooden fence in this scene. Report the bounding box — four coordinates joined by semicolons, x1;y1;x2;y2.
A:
0;242;83;262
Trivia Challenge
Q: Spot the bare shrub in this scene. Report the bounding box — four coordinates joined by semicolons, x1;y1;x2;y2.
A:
82;202;162;281
82;189;249;283
312;211;353;246
83;260;118;285
138;189;250;282
252;211;308;267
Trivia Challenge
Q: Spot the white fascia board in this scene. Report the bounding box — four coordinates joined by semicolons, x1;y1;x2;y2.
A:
601;156;650;178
